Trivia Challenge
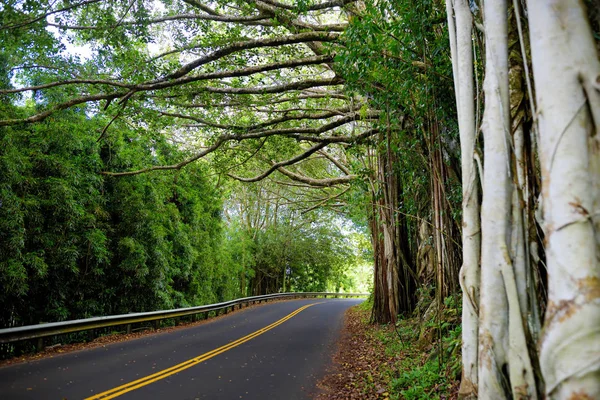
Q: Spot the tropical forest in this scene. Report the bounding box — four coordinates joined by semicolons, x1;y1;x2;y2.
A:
0;0;599;399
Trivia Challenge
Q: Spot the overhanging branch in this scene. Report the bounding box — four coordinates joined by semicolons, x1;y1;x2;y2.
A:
163;104;359;131
228;142;328;183
163;31;340;81
277;166;355;187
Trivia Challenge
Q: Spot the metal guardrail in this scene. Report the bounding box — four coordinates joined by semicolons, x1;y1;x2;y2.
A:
0;292;368;347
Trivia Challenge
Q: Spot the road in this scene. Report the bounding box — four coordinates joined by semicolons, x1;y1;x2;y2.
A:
0;298;362;400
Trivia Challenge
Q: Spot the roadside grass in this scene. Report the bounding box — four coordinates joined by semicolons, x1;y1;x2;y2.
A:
357;295;461;399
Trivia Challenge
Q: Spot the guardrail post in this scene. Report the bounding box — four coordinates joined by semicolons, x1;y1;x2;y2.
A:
36;337;44;352
126;324;132;334
153;320;160;330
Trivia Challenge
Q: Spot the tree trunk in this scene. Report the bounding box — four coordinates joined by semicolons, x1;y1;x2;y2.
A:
369;129;417;324
477;2;539;397
445;0;481;396
477;1;512;396
528;0;600;397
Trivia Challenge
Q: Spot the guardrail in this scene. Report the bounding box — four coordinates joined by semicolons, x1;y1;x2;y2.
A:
0;292;368;351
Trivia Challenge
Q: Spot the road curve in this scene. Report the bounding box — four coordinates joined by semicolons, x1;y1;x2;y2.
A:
0;298;362;399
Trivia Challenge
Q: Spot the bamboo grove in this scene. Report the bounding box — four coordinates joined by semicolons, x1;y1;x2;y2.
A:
1;0;599;398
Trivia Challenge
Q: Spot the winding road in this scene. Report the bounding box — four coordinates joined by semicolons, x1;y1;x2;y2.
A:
0;298;362;400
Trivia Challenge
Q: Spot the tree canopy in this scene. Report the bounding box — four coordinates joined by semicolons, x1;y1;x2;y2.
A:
0;0;375;359
3;1;600;397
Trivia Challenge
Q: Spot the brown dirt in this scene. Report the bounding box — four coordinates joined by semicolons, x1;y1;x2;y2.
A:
315;305;460;400
315;306;394;400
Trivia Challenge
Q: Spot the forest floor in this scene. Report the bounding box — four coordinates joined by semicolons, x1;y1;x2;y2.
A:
315;300;460;400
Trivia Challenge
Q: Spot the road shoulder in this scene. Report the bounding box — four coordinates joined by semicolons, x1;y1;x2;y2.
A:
315;303;460;400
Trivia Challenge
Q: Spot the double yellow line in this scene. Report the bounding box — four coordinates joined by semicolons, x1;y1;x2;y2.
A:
86;302;319;400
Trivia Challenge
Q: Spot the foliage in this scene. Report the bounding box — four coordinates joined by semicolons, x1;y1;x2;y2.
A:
387;296;461;400
0;0;381;321
333;0;464;323
391;359;450;400
315;299;460;400
0;0;462;372
223;181;364;296
0;104;230;337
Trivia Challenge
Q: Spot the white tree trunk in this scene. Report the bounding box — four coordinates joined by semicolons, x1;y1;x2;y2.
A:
528;0;600;397
445;1;481;396
478;2;539;397
478;1;511;397
508;36;541;398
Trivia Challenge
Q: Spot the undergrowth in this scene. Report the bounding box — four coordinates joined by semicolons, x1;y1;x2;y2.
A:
361;293;461;399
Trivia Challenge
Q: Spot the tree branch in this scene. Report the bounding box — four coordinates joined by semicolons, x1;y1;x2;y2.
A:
0;79;132;95
181;0;221;15
177;92;348;108
136;55;335;92
254;0;354;12
45;12;271;30
277;166;355;187
101;134;231;176
228;142;328;183
0;0;103;30
301;187;350;214
163;104;358;131
318;149;352;174
3;54;333;95
100;124;376;177
163;31;340;81
0;92;126;127
162;77;343;98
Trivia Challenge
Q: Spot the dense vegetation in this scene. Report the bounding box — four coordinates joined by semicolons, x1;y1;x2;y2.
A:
1;103;222;325
338;0;461;323
0;0;370;340
2;0;600;397
0;98;361;344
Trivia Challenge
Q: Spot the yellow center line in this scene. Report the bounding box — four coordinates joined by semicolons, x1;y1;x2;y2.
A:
85;302;321;400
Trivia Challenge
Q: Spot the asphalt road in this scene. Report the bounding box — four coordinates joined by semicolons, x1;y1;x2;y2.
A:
0;298;362;400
